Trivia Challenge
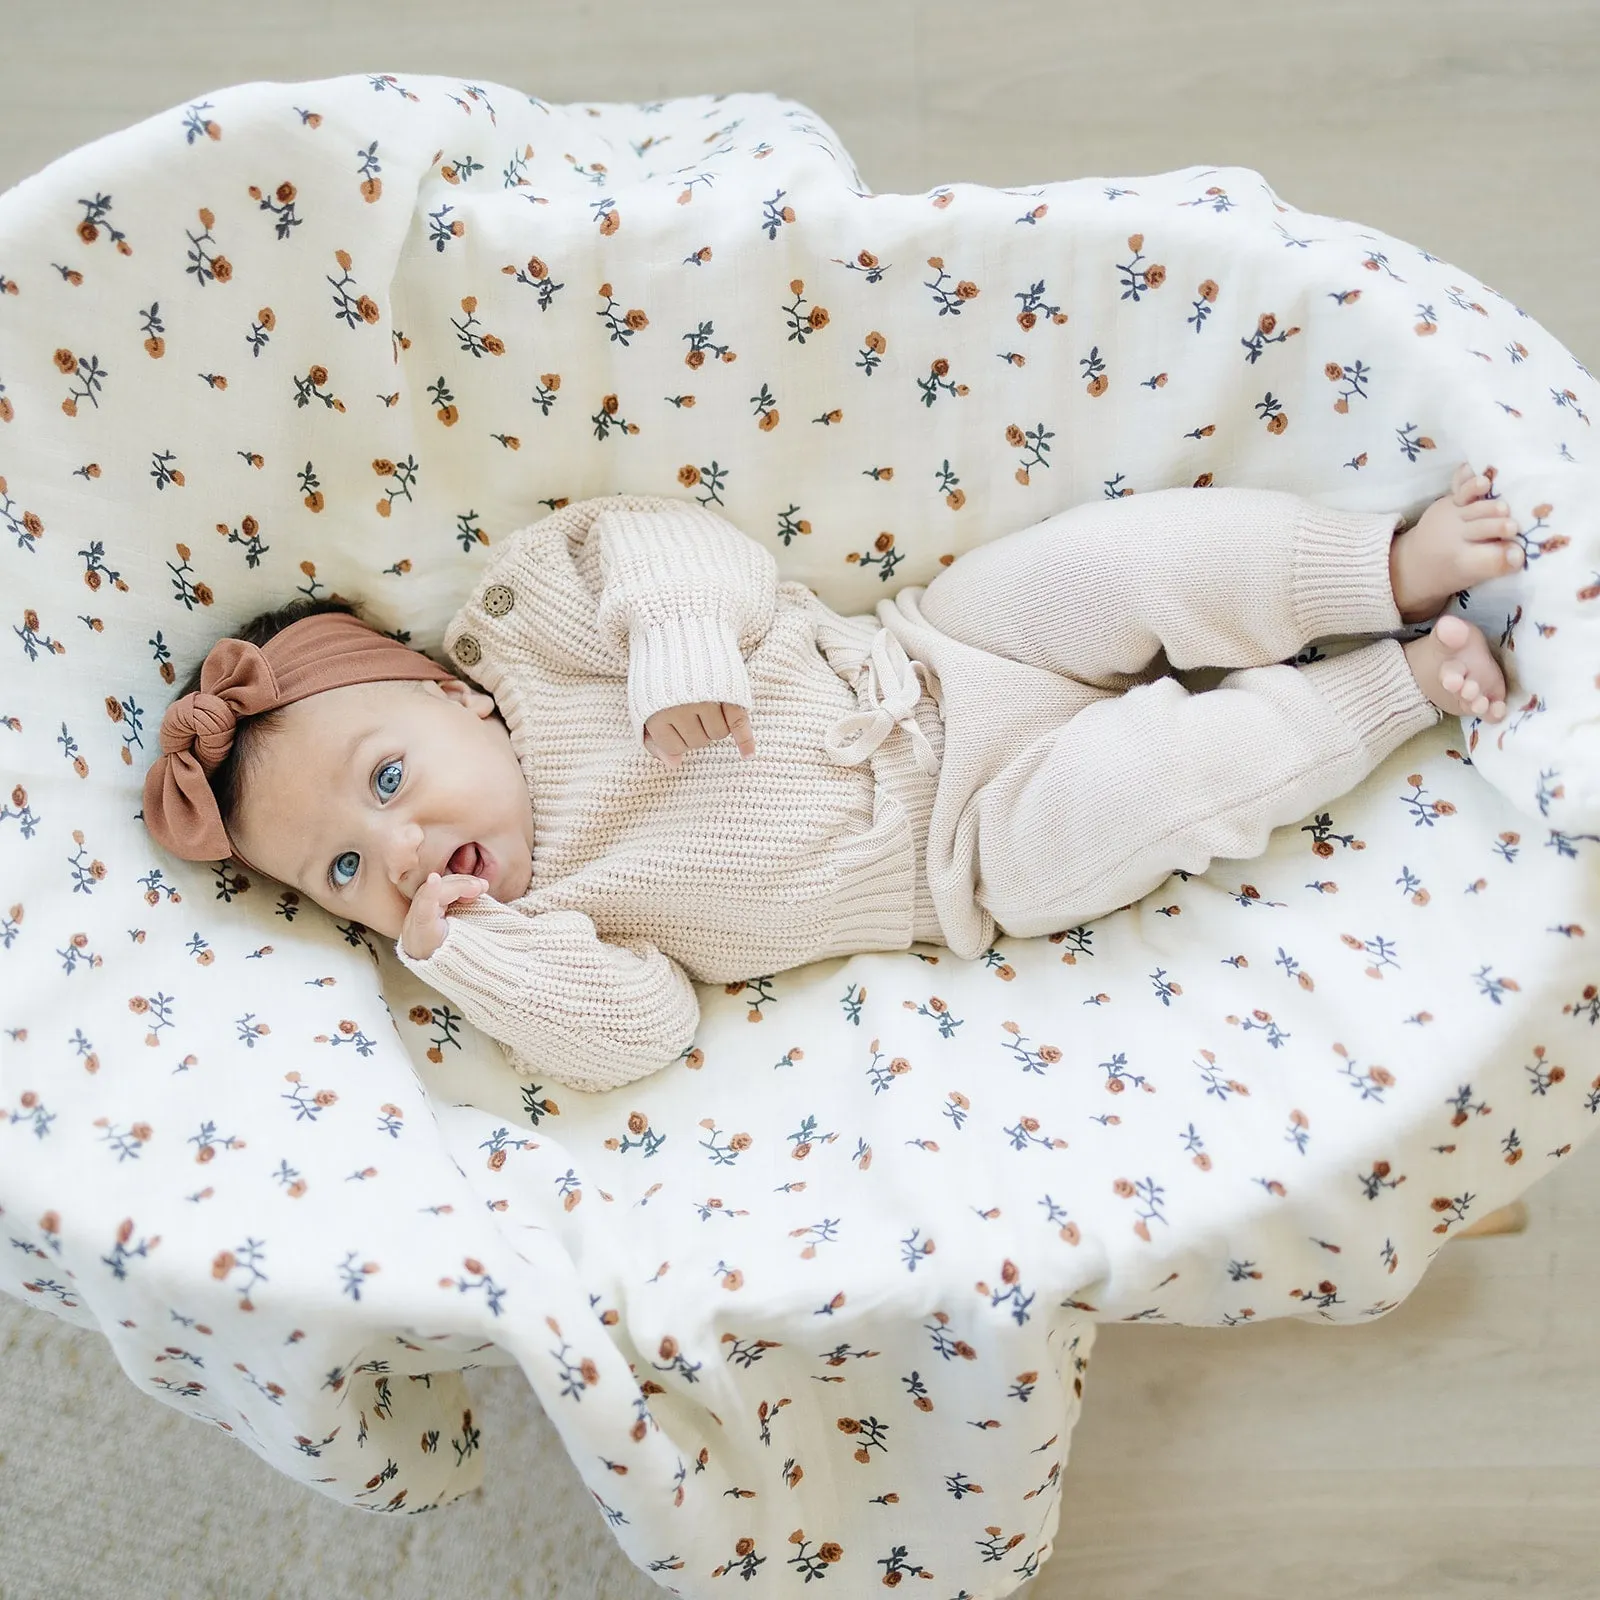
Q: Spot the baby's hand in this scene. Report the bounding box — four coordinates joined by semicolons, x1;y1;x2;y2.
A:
643;701;756;767
401;871;487;961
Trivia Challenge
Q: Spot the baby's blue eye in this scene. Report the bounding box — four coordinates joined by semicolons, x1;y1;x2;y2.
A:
375;759;403;799
330;850;360;888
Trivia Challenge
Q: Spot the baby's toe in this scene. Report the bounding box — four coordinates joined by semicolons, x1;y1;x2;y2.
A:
1451;464;1491;505
1468;659;1507;718
1462;538;1521;586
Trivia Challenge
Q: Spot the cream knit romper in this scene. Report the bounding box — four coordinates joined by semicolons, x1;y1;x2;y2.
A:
891;484;1441;947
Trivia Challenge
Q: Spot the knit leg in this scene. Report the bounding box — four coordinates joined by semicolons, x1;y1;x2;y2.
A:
918;486;1405;686
969;639;1440;938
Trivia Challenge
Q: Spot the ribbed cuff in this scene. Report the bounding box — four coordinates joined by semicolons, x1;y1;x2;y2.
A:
626;614;753;742
1292;504;1405;642
395;896;570;995
394;913;514;1007
1297;639;1441;765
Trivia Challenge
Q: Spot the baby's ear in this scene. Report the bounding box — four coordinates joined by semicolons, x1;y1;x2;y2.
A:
433;677;498;719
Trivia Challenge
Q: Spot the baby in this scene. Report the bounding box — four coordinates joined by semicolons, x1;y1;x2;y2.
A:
143;465;1519;1093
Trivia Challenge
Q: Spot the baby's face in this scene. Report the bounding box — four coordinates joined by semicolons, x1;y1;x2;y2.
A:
228;677;534;941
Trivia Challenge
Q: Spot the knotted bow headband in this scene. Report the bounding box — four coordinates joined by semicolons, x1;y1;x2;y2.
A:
142;612;457;866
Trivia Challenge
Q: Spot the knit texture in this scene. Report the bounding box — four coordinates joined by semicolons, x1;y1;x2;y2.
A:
397;491;1440;1092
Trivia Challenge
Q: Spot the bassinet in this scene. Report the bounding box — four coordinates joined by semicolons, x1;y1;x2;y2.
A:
2;74;1596;1600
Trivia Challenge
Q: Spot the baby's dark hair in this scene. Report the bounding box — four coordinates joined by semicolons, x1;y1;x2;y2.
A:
172;596;363;840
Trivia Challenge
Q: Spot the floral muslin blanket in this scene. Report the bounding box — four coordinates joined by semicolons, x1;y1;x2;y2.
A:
2;74;1597;1600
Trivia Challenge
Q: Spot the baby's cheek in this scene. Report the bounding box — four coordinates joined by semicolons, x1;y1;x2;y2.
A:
303;887;346;925
362;889;409;941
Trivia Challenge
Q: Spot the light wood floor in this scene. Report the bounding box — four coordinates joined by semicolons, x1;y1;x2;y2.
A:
1;4;1597;1596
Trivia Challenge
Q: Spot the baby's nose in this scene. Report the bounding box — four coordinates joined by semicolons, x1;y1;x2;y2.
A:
384;822;425;895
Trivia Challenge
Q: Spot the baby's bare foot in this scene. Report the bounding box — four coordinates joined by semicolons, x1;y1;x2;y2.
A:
1401;613;1508;722
1389;462;1525;624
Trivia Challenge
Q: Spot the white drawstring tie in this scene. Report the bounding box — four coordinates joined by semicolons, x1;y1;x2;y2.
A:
823;626;943;776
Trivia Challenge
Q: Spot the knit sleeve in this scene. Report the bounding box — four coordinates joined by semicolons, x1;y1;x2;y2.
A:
587;503;778;745
394;898;702;1094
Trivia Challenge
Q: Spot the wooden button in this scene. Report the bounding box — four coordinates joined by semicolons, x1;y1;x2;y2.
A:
453;634;482;667
483;584;515;617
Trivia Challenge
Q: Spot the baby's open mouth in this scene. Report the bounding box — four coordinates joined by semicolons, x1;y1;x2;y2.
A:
447;841;486;878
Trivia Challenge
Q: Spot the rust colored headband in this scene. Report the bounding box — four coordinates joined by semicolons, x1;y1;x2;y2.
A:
142;612;457;866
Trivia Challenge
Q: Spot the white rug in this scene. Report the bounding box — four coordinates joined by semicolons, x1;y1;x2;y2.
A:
0;1295;663;1600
